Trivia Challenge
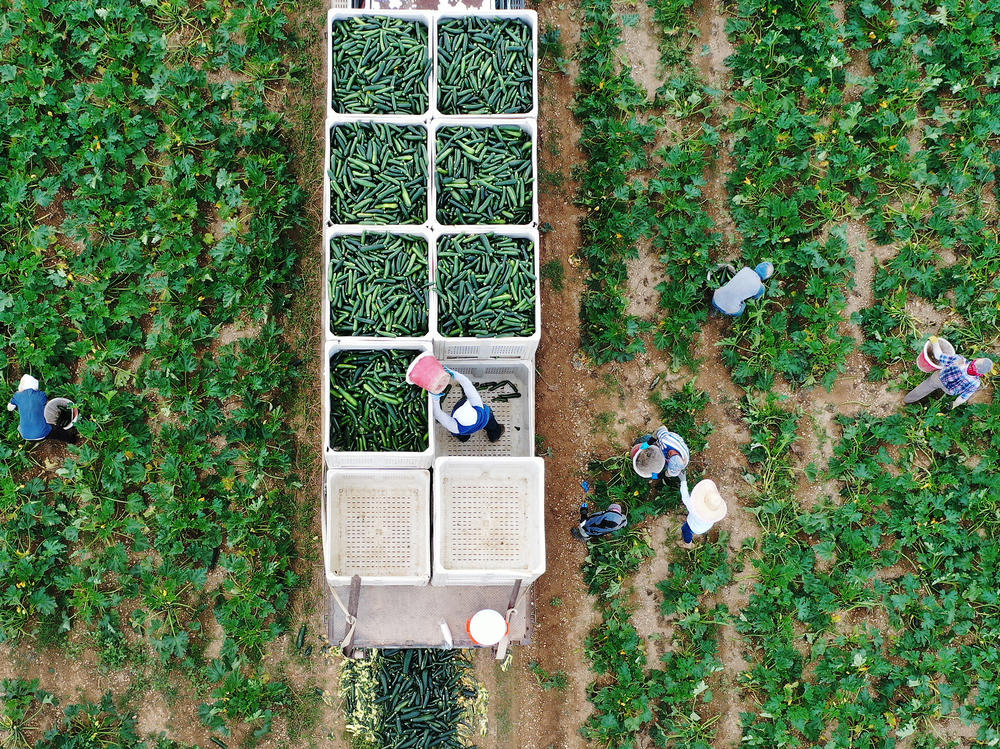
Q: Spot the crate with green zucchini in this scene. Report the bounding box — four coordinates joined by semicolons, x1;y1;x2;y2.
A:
323;340;436;469
325;119;432;228
325;228;435;340
432;228;540;359
435;13;537;119
431;119;537;227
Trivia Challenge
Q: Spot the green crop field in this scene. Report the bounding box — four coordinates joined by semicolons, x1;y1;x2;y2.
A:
3;0;1000;747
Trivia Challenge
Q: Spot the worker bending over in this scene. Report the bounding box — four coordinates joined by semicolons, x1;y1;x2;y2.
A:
712;262;774;317
7;375;79;444
433;368;505;443
655;426;689;477
904;337;992;409
678;475;727;548
572;502;627;541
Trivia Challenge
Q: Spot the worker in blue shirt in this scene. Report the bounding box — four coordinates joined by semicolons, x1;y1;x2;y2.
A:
7;375;79;444
572;502;627;541
432;368;505;443
904;338;993;409
712;261;774;316
7;375;52;441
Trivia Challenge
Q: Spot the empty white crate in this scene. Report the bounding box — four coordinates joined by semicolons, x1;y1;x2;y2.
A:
433;360;534;458
432;457;545;586
324;339;436;469
432;227;540;360
323;469;430;585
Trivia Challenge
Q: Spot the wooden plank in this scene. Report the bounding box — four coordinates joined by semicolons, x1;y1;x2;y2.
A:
493;580;522;660
343;575;362;657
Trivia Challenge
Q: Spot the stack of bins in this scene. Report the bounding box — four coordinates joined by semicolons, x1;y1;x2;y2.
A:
321;8;545;595
428;10;544;588
323;10;437;587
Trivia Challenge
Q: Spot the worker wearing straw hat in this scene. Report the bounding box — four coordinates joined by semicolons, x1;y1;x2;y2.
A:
678;476;727;548
904;337;993;409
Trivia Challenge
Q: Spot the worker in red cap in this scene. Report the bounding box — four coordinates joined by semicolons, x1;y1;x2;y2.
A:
904;337;993;409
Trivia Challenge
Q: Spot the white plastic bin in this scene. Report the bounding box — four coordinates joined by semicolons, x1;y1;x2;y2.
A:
432;227;540;359
325;117;432;229
431;457;545;586
323;469;430;586
430;119;538;228
324;340;436;469
325;226;435;341
433;360;534;458
328;9;435;119
433;11;537;119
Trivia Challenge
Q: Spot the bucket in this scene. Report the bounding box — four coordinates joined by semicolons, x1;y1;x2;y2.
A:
406;352;450;393
631;443;665;479
467;609;508;646
916;338;955;373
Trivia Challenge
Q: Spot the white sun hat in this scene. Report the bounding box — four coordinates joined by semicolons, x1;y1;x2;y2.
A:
688;479;728;523
454;400;479;427
18;374;39;391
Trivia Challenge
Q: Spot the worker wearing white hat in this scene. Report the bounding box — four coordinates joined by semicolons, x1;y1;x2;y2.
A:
678;476;727;548
432;368;505;443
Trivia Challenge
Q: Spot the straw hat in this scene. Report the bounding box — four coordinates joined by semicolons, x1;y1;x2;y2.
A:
688;479;727;523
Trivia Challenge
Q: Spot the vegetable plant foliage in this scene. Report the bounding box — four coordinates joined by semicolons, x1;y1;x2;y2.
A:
0;0;306;738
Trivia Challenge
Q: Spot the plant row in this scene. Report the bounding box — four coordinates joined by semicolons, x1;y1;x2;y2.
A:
1;0;306;739
580;383;726;748
573;0;655;364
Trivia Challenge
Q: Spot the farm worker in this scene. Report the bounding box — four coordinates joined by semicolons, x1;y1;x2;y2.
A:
712;261;775;317
432;368;505;443
904;338;993;409
655;426;689;477
632;427;690;479
7;375;52;442
572;502;627;541
678;476;727;548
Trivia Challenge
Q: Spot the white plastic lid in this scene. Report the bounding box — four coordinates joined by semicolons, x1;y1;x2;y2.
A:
467;609;508;646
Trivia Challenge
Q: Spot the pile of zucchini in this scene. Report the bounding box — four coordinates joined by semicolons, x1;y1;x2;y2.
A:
342;649;473;749
329;123;427;225
329;349;427;452
437;17;533;115
435;125;533;225
436;233;536;337
330;16;431;115
329;233;428;337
